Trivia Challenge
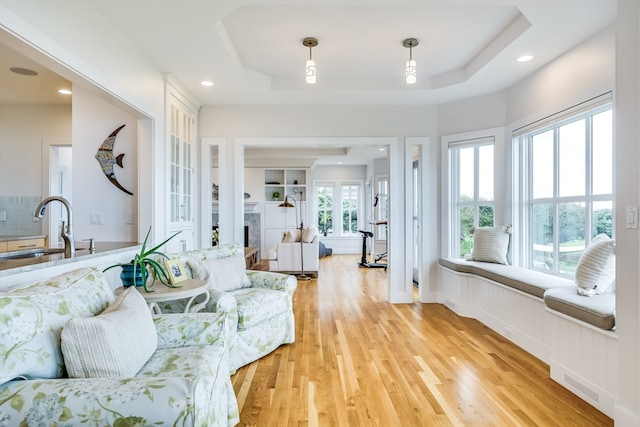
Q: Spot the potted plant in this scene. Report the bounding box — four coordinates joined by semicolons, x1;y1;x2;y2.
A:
271;191;281;201
104;227;181;292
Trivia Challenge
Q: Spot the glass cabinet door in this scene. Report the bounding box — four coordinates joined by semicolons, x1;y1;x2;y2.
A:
169;101;195;224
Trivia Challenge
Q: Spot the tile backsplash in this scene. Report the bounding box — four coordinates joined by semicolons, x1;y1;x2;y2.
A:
0;196;44;236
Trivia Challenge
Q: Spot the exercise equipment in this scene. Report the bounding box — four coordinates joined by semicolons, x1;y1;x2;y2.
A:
358;229;387;270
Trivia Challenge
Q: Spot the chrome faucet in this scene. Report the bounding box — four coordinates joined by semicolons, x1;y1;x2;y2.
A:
34;196;75;258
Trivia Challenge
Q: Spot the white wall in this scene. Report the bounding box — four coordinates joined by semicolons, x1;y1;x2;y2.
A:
1;1;166;245
438;91;507;136
200;105;436;137
506;26;615;126
72;85;138;242
0;104;71;195
614;1;640;425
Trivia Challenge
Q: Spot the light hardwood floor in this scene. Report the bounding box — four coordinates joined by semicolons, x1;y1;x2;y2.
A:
232;254;612;427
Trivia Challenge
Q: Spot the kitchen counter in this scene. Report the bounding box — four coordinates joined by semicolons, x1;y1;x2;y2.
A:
0;242;139;277
0;235;47;242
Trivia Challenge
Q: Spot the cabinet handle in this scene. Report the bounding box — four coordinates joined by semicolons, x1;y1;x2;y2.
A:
181;239;187;252
18;244;38;248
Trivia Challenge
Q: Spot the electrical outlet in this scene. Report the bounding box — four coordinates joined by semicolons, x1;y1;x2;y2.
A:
90;211;104;225
126;211;134;224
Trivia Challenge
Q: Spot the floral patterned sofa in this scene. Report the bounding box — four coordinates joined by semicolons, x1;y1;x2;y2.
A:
159;244;298;372
0;267;239;427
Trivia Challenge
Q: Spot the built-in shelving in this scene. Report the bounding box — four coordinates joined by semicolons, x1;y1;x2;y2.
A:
262;168;308;256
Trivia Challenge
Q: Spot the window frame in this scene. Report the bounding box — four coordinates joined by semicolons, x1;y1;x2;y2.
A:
314;180;364;238
517;99;613;277
448;138;496;258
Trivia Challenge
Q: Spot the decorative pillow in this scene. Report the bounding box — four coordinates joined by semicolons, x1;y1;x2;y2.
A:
61;287;157;378
188;253;251;292
283;229;302;243
575;233;616;297
302;225;317;243
469;225;512;265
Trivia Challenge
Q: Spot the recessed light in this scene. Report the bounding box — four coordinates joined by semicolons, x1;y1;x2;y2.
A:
337;161;343;165
200;80;213;87
378;147;385;151
58;89;72;95
10;67;38;76
517;55;533;62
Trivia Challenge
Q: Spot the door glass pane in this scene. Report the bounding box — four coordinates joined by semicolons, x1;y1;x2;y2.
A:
478;145;494;201
459;206;474;257
559;119;585;197
592;200;613;238
532;203;553;270
592;110;613;195
317;186;333;235
341;185;358;234
532;130;553;199
458;147;474;201
558;202;585;275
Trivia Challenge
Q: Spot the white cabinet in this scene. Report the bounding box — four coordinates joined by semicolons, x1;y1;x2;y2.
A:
166;80;198;250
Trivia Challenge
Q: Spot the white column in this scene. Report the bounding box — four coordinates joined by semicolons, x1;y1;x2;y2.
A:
614;1;640;425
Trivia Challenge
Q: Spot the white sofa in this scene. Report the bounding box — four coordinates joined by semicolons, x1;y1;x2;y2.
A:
267;227;319;277
0;267;239;427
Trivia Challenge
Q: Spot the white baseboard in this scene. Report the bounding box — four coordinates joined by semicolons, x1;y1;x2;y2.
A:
550;363;616;418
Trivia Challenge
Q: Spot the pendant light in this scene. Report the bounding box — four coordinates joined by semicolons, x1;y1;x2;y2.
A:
403;38;419;84
303;37;318;84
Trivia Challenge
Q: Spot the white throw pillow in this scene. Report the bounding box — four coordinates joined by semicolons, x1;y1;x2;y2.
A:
302;225;317;243
61;287;157;378
282;229;301;243
470;225;512;265
188;253;251;291
575;233;616;297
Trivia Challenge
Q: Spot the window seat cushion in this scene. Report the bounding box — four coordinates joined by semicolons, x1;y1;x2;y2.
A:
543;287;616;330
439;258;575;298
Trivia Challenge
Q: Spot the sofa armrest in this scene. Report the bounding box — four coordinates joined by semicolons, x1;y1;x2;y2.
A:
246;270;298;295
153;312;227;349
206;290;238;339
0;374;238;427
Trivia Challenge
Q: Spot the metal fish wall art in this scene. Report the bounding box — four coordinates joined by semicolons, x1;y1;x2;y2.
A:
95;124;133;195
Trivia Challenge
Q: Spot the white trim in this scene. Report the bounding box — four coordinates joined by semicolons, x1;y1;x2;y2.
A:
441;127;504;259
200;138;226;247
513;92;612;137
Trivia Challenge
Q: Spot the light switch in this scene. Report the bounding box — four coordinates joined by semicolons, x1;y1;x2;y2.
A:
90;211;104;225
626;206;638;229
126;211;134;224
0;211;6;222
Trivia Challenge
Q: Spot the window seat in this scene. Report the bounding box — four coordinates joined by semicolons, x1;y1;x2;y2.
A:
438;257;575;298
439;258;616;330
438;258;618;417
544;287;616;330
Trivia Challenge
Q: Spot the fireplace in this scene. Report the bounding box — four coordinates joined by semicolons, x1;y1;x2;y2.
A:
212;225;249;247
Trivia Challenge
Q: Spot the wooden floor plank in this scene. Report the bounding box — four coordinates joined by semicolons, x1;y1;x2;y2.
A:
232;255;612;426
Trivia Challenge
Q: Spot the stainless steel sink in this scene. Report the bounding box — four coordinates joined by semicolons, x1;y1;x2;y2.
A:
0;248;66;260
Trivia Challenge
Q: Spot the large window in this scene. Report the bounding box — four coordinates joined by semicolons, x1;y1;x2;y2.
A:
519;100;613;276
449;140;495;258
315;181;362;237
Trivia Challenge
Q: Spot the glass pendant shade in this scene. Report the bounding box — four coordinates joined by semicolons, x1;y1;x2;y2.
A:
405;59;417;84
306;59;316;84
